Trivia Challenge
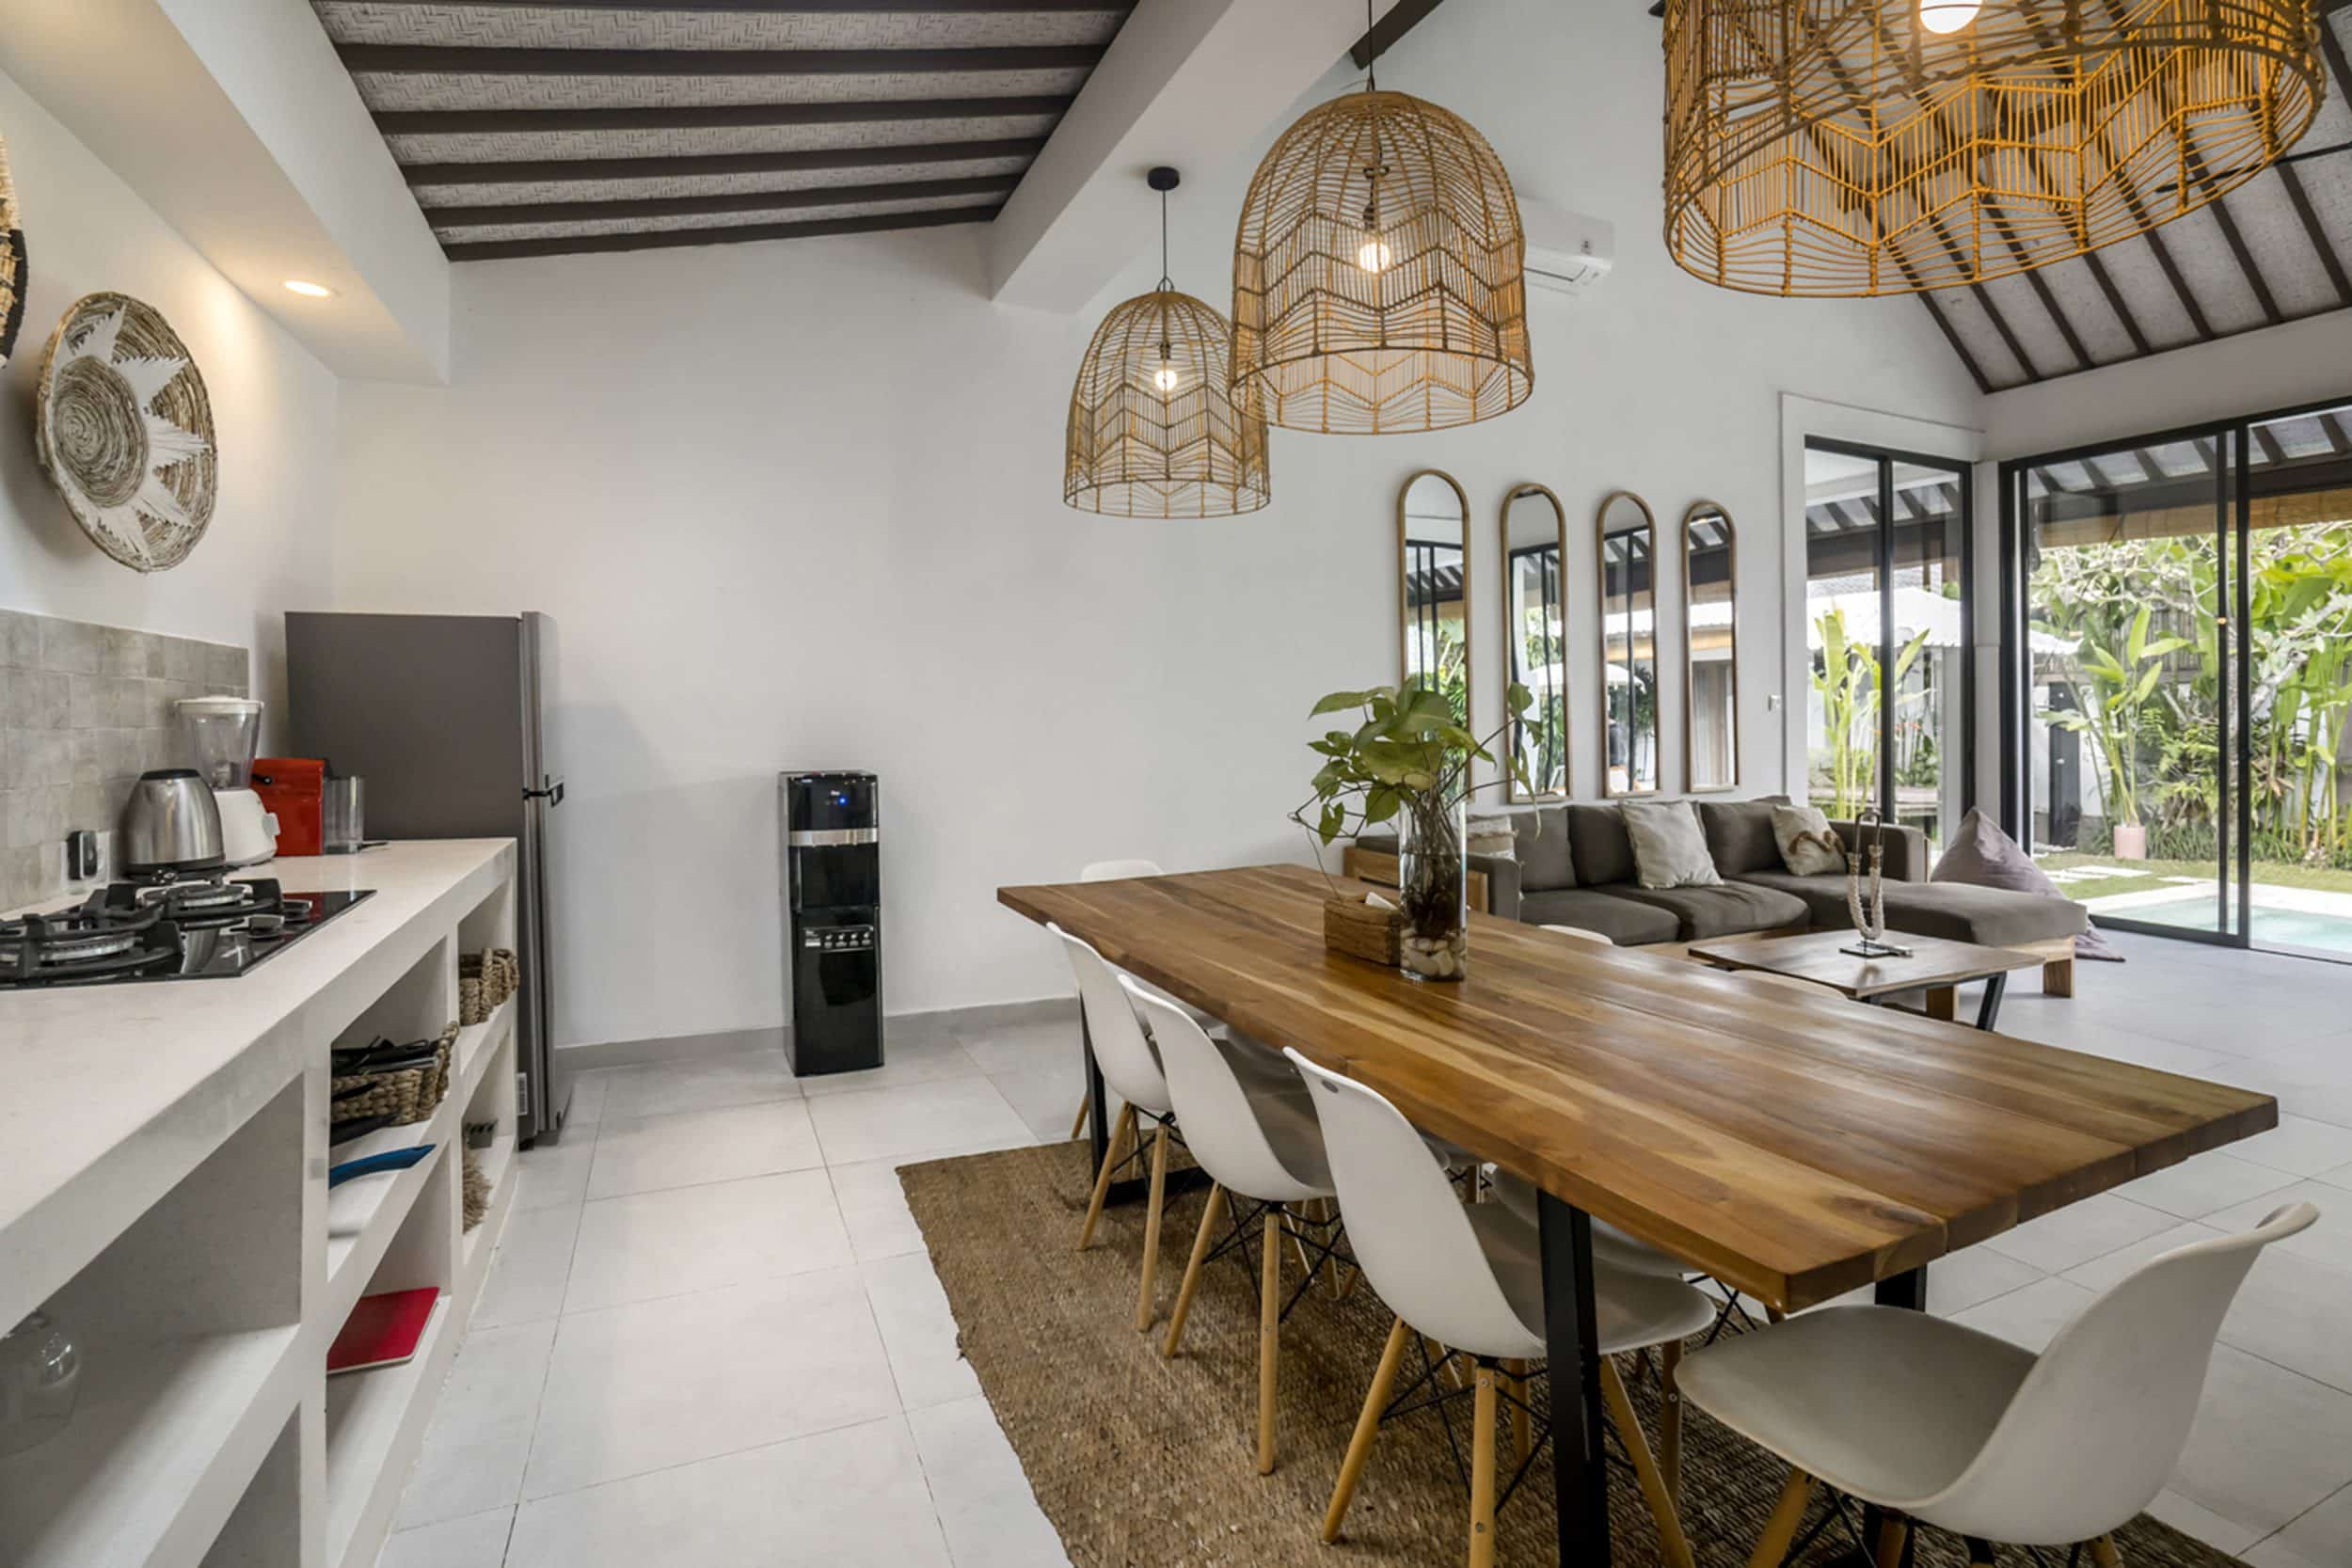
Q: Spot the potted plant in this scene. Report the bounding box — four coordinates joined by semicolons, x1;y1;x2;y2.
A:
1293;677;1532;980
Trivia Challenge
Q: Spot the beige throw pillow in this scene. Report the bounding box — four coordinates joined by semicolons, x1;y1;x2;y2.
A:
1772;804;1847;876
1621;801;1721;890
1465;810;1518;860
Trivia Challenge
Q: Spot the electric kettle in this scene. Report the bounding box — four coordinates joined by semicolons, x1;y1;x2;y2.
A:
119;770;226;879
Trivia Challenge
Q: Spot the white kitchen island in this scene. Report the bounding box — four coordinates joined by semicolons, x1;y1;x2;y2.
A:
0;840;523;1568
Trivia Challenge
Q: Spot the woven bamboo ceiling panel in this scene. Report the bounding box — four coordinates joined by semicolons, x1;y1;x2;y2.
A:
1232;90;1532;435
308;1;1136;259
1065;289;1270;518
1663;0;2325;298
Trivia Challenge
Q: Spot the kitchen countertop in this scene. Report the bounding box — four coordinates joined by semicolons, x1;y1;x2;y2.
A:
0;839;514;1329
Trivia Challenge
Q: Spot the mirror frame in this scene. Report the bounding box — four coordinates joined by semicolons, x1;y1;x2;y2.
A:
1498;482;1570;802
1595;488;1660;798
1680;499;1740;793
1396;468;1473;722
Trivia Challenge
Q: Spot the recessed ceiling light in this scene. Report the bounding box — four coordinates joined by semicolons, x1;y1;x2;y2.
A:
282;279;334;298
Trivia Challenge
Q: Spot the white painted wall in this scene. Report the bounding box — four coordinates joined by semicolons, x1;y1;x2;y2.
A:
0;63;340;746
330;0;1981;1047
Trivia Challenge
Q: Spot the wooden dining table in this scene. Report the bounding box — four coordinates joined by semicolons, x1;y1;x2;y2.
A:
998;863;2277;1568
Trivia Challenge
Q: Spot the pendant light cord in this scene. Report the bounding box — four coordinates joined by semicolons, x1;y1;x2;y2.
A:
1158;184;1172;292
1365;0;1377;91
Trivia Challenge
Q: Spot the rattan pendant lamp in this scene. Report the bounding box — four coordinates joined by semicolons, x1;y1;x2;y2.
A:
1661;0;2326;296
1230;5;1532;435
1064;167;1271;518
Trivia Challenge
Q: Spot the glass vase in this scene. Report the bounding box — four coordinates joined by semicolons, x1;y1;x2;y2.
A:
1397;793;1469;981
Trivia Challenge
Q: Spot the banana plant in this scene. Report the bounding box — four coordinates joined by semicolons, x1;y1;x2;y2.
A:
2042;605;2189;829
1810;607;1930;819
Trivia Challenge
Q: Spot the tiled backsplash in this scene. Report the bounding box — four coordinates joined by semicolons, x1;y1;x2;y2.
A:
2;610;249;909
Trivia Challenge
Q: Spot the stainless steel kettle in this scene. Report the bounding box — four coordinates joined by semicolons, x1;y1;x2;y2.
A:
119;769;227;878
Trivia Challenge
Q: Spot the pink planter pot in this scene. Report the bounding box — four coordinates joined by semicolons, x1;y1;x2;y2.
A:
2112;822;2148;860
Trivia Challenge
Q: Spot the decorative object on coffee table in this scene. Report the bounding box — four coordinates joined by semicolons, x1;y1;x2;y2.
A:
1294;676;1533;981
0;134;24;367
34;292;217;573
1840;805;1910;958
1690;929;2046;1031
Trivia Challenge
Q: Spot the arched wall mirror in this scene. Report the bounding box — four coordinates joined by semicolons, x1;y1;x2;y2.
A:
1597;490;1659;796
1683;500;1740;792
1500;483;1568;800
1398;469;1471;724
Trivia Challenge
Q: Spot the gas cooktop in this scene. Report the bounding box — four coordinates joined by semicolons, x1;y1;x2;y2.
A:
0;878;374;988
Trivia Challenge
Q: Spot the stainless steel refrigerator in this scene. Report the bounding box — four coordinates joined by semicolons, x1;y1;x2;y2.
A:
284;611;567;1142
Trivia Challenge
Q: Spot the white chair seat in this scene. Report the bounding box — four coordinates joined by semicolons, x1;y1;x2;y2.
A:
1676;1305;2034;1507
1486;1170;1691;1279
1466;1202;1719;1360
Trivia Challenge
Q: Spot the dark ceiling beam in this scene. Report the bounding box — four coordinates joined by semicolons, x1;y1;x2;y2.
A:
2251;422;2287;466
2276;164;2352;311
373;95;1073;137
401;136;1043;186
2081;250;2153;356
337;0;1120;8
441;201;999;260
337;43;1104;76
1918;292;1994;395
425;173;1016;226
2320;412;2352;456
1353;0;1451;69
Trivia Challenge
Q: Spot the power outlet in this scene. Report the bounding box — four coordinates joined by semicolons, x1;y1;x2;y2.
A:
65;829;100;879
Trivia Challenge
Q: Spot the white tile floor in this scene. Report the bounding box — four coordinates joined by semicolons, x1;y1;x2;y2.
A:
374;938;2352;1568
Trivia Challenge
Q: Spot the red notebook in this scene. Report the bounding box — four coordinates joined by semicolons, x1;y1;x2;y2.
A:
327;1288;441;1375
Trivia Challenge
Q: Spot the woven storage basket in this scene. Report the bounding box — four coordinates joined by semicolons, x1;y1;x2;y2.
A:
1324;894;1401;967
461;1145;490;1231
330;1022;457;1127
458;948;520;1025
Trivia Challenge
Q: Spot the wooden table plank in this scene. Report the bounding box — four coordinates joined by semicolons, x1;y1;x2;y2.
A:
999;863;2276;1309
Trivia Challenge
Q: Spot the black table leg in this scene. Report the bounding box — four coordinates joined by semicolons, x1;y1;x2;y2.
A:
1084;1010;1110;1173
1974;973;2010;1032
1538;1193;1613;1567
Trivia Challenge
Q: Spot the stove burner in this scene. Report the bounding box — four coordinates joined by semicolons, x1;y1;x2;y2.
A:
2;880;373;987
112;876;281;930
0;894;180;984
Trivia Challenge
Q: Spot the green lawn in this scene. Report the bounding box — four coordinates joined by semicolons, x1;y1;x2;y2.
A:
2040;852;2352;902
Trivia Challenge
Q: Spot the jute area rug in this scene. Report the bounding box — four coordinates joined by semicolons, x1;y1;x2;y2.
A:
902;1141;2243;1568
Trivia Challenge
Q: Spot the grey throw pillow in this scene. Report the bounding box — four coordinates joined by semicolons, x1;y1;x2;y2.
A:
1772;804;1846;876
1932;809;2120;960
1621;801;1722;890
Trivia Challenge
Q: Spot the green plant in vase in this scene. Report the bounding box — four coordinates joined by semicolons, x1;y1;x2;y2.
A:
1292;677;1533;981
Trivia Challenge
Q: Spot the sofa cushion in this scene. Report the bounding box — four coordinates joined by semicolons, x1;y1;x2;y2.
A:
1518;888;1680;946
1737;868;2089;946
1772;804;1846;876
1513;805;1577;891
1696;796;1790;877
1623;800;1724;889
1932;808;2115;958
1613;880;1809;941
1565;804;1636;888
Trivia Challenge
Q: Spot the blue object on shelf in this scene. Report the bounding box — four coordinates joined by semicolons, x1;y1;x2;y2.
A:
327;1145;434;1188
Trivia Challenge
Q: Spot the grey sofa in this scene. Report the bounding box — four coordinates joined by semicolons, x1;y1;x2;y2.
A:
1352;795;2089;990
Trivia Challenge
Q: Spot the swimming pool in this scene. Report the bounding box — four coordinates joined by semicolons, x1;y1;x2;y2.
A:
2104;894;2352;956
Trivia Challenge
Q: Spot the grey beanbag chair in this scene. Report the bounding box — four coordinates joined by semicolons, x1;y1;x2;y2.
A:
1932;809;2122;961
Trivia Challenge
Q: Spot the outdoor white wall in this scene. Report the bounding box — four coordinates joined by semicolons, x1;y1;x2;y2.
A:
329;0;1981;1046
0;62;341;741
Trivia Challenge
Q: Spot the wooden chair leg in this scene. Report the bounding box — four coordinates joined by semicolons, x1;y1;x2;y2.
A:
1161;1180;1224;1359
1132;1121;1170;1332
2044;956;2075;997
1873;1514;1909;1568
1746;1467;1814;1568
1505;1358;1532;1465
1067;1092;1090;1142
1601;1357;1695;1568
2088;1537;2122;1568
1324;1316;1412;1543
1661;1339;1683;1503
1077;1103;1136;1251
1470;1364;1500;1568
1925;986;1958;1022
1257;1209;1282;1474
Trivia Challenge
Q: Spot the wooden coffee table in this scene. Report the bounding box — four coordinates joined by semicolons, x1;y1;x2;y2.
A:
1686;929;2048;1030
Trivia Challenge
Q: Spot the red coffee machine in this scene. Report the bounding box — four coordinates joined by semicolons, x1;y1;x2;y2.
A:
252;758;326;857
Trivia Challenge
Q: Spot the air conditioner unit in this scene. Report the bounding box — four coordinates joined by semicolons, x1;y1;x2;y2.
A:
1521;201;1614;296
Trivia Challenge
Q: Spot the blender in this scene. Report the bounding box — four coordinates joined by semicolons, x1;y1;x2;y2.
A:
176;697;278;867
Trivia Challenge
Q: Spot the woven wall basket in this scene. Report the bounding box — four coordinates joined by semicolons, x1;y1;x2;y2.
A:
0;134;24;367
35;292;217;573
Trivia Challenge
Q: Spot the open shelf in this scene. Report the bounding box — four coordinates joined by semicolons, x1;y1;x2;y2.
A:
0;1324;302;1568
458;1131;517;1281
323;1294;451;1568
452;996;515;1104
324;1131;448;1320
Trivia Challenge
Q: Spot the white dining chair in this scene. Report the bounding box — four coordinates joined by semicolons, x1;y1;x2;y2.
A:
1065;859;1233;1141
1053;924;1184;1332
1132;987;1340;1474
1676;1201;2322;1568
1287;1048;1715;1568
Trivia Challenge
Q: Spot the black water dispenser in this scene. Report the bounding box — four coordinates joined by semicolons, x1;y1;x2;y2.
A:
782;770;882;1075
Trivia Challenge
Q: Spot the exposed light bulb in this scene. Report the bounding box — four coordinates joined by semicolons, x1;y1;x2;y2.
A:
282;279;334;298
1152;362;1182;393
1357;236;1393;275
1918;0;1980;33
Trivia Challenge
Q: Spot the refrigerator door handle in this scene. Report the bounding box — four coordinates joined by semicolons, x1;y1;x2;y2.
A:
524;776;564;806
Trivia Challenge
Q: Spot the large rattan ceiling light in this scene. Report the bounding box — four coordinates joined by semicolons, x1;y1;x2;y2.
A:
1662;0;2326;297
1065;167;1270;518
1231;10;1532;435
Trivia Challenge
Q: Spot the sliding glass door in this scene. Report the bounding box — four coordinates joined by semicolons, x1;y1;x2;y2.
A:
2005;394;2352;960
1802;440;1973;864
